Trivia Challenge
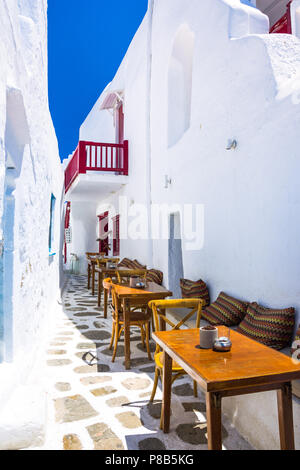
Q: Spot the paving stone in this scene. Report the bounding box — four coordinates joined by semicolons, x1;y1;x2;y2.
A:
87;423;124;450
101;345;125;357
74;312;99;318
76;325;89;330
172;383;194;397
115;411;142;429
55;382;72;392
93;321;106;329
106;396;129;407
90;386;117;397
54;337;73;342
146;402;162;420
77;342;96;350
57;331;74;336
136;342;156;353
80;376;112;386
63;433;83;450
54;395;98;423
175;423;207;445
139;391;152;398
182;402;206;413
50;342;66;347
66;308;88;312
138;438;166;451
47;350;67;355
47;359;72;367
74;364;110;374
83;330;111;341
121;377;151;391
139;365;156;373
122;357;151;368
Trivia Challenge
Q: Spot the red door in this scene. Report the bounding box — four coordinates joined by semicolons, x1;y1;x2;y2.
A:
115;104;124;145
112;215;120;256
98;211;109;255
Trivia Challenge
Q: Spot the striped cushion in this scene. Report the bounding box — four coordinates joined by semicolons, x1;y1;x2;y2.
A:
202;292;248;326
118;258;133;268
180;279;210;307
237;302;295;351
146;269;163;285
133;259;147;269
291;324;300;359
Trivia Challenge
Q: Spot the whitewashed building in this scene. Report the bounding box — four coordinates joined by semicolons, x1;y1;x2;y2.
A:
0;0;64;449
64;0;300;449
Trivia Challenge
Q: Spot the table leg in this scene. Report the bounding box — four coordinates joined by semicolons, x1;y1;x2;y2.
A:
87;264;91;289
123;298;131;370
277;382;295;450
97;272;102;307
162;351;172;433
92;264;95;295
104;288;108;319
206;392;222;450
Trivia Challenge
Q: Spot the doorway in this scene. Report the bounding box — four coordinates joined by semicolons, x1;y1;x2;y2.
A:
168;213;184;299
98;211;109;255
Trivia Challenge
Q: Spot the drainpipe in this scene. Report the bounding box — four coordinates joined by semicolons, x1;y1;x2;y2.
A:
146;0;154;267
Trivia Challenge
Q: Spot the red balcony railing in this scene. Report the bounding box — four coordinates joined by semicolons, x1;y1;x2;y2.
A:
270;1;292;34
65;140;129;193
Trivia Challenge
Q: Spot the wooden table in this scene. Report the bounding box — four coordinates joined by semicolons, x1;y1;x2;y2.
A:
88;257;119;296
95;266;138;316
113;282;172;369
153;326;300;450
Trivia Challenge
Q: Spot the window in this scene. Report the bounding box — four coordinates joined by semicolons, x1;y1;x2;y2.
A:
113;215;120;256
49;194;56;255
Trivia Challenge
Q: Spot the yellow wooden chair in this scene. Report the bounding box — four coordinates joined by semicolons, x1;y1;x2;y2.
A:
103;278;152;363
148;298;205;420
116;269;147;285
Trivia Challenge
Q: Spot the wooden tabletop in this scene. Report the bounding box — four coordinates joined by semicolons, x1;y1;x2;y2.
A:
113;282;172;299
153;327;300;393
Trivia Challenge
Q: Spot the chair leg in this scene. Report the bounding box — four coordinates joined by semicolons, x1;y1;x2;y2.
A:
109;322;115;350
140;325;146;349
193;380;198;398
112;323;119;363
145;322;152;360
150;367;160;403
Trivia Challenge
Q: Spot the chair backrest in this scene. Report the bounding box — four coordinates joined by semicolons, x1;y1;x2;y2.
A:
97;257;120;267
148;298;205;354
116;269;147;284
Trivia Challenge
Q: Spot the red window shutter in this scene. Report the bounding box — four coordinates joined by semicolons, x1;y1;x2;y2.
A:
113;215;120;256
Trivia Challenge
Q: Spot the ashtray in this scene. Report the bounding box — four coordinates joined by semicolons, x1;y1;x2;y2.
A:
135;282;146;289
213;337;232;352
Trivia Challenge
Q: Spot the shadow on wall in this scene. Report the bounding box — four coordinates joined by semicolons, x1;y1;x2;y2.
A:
168;24;195;148
1;88;30;362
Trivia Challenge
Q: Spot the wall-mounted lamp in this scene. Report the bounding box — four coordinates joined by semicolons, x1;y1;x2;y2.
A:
226;139;237;151
164;175;172;189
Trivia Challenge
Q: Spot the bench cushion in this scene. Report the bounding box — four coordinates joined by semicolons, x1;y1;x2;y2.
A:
146;269;163;285
202;291;248;326
180;278;210;306
238;302;295;350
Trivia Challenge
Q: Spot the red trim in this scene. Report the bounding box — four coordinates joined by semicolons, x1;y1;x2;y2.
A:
64;201;71;264
112;215;120;257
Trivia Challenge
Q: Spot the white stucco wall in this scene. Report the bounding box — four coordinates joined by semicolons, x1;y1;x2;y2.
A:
0;0;64;449
71;0;300;449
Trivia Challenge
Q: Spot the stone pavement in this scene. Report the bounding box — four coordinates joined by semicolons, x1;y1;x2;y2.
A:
39;275;253;450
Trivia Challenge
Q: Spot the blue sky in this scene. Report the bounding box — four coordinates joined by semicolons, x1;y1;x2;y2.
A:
48;1;148;161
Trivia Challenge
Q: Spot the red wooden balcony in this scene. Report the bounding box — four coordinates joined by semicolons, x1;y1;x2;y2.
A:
65;140;129;194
